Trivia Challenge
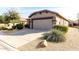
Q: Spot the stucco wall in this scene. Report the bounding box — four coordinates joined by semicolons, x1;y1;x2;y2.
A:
30;12;56;18
29;11;69;30
56;16;69;26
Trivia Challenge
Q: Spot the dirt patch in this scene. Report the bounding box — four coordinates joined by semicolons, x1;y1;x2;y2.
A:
17;28;79;51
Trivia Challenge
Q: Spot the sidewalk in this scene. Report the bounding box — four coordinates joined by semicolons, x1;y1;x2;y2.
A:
0;39;18;51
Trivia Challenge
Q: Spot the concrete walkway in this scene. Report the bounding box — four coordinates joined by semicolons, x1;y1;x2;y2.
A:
0;29;45;48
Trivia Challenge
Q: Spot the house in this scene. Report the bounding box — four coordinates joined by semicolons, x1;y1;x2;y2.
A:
20;18;27;24
68;20;74;27
73;20;79;26
28;10;69;30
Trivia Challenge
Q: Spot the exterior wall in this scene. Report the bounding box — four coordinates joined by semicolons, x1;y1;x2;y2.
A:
29;12;57;30
56;16;69;26
30;12;56;18
33;19;54;30
29;11;69;30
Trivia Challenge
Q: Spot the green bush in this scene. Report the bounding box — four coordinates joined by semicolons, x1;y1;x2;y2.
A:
24;24;30;28
1;27;8;30
43;29;66;43
16;23;24;30
53;25;68;33
12;26;16;29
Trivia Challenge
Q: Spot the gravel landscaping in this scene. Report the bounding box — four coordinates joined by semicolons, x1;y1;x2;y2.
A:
17;28;79;51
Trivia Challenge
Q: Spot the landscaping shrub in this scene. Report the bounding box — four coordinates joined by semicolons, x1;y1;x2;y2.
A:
7;28;13;30
43;29;66;43
53;25;68;33
12;25;16;29
0;26;13;30
16;23;24;30
1;27;8;30
24;24;30;28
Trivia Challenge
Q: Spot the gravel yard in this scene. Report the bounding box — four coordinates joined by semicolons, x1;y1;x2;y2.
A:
17;28;79;51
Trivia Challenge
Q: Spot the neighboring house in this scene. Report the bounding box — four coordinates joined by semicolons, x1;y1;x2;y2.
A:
73;20;79;26
20;18;27;22
20;18;27;24
68;20;74;27
28;10;69;30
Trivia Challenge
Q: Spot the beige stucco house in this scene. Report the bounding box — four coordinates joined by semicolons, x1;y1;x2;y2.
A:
28;10;69;30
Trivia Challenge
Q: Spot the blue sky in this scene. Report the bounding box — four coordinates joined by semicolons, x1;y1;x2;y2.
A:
0;7;78;20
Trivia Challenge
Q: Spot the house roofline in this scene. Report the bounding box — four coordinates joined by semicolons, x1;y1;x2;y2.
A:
28;9;69;22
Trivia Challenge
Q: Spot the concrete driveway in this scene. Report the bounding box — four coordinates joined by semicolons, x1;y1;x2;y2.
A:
0;29;46;49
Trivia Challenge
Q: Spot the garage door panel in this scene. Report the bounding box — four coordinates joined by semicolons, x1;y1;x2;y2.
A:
33;19;53;30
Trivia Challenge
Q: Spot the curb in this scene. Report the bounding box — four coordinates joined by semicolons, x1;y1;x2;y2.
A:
0;39;18;51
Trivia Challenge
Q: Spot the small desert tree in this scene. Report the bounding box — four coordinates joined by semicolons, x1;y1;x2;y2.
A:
0;15;4;23
3;13;10;24
3;10;21;25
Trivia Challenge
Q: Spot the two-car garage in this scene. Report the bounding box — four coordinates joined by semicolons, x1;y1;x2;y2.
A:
33;19;53;30
28;10;69;30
